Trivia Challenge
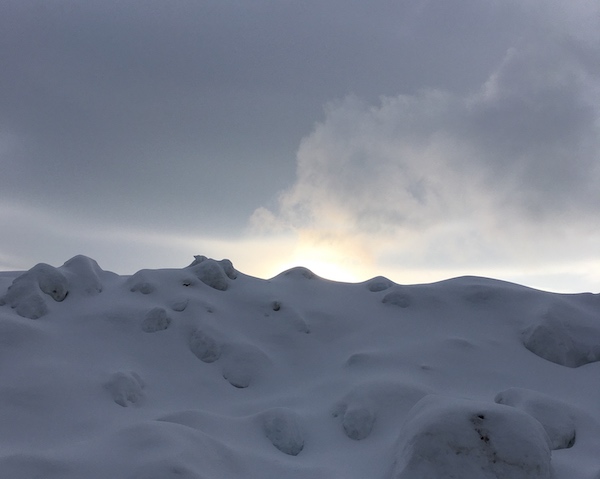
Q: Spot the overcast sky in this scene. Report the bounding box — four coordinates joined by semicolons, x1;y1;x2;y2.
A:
1;0;599;292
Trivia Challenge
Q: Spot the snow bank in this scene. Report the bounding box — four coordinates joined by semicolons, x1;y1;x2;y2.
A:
2;255;600;479
391;395;553;479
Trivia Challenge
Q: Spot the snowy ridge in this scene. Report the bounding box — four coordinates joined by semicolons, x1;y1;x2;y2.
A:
1;255;599;479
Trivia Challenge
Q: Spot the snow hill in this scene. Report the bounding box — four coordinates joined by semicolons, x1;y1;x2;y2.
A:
1;254;599;479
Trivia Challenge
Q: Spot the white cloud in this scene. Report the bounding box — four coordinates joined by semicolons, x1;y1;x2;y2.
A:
251;40;600;292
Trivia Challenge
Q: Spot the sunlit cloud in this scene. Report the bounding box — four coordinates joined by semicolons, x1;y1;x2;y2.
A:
250;41;600;292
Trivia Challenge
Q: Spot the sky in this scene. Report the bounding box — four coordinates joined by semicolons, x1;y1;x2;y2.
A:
1;0;599;293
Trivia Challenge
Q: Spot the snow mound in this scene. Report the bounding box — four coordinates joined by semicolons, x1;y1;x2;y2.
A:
335;401;376;440
221;343;272;388
188;328;222;363
141;307;172;332
366;276;394;292
522;300;600;367
495;387;577;450
382;289;412;308
262;407;304;456
126;270;156;294
0;263;68;318
391;395;553;479
188;255;237;279
3;256;600;479
105;371;145;407
333;380;431;441
60;255;110;295
188;257;232;291
277;266;317;280
170;297;189;312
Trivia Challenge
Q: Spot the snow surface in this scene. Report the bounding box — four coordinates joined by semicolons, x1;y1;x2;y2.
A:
1;255;600;479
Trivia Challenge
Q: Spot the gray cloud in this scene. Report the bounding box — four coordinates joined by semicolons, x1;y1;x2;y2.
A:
252;34;600;275
1;0;599;290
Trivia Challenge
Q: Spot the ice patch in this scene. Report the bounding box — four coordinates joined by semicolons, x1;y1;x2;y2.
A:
391;395;553;479
262;408;304;456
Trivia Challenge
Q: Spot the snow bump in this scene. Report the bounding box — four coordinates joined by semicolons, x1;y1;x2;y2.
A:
391;395;553;479
105;371;145;407
189;329;222;363
141;307;172;332
522;301;600;367
333;402;376;440
262;408;304;456
495;387;576;450
366;276;393;292
0;263;68;318
221;343;272;388
382;289;412;308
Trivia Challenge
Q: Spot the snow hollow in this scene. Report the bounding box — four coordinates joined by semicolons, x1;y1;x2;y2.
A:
1;254;599;479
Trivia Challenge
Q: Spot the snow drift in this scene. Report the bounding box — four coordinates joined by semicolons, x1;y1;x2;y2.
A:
1;256;599;479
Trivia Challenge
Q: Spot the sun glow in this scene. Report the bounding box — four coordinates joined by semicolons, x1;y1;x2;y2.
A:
272;233;372;283
276;256;362;282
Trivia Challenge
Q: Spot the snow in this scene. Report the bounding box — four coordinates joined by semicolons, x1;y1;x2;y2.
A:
390;395;553;479
0;255;600;478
